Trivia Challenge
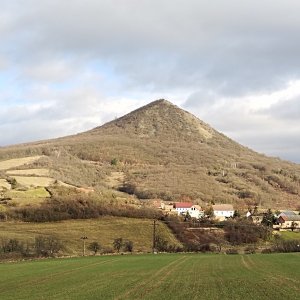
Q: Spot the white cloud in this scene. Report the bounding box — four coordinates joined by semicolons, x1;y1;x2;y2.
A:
0;0;300;162
182;81;300;162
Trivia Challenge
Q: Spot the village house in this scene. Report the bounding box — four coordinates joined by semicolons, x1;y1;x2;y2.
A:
161;202;174;211
174;202;193;215
173;202;204;218
246;211;264;224
251;215;264;224
212;204;234;220
188;205;204;219
278;211;297;218
277;215;300;231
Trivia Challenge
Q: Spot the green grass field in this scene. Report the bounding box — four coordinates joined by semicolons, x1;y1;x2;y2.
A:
279;231;300;240
0;253;299;300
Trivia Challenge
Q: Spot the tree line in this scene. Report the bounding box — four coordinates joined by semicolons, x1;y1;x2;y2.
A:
0;236;136;260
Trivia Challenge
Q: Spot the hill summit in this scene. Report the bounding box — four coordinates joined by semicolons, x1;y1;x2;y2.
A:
93;99;214;141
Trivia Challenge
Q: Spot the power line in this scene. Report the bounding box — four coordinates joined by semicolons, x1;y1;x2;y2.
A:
80;236;88;256
152;220;159;253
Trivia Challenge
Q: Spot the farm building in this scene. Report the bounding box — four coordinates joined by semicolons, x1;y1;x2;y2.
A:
212;204;234;220
278;211;297;218
174;202;193;215
161;202;176;212
277;215;300;231
173;202;204;218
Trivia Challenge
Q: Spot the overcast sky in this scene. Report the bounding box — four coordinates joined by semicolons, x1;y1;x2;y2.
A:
1;0;300;163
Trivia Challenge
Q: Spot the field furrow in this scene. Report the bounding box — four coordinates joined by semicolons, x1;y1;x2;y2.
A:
0;253;299;300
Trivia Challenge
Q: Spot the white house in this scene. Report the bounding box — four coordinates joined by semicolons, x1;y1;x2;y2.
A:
173;203;204;218
187;205;204;219
212;204;234;220
174;202;193;215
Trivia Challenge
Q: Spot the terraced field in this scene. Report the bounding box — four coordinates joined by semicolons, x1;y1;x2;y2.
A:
6;168;50;176
0;253;299;300
10;176;55;187
0;156;43;170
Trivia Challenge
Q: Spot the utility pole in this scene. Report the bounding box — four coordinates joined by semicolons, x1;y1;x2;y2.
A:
152;220;159;254
80;236;88;256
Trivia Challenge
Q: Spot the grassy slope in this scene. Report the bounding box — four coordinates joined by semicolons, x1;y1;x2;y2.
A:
4;187;50;206
0;217;180;254
0;253;299;300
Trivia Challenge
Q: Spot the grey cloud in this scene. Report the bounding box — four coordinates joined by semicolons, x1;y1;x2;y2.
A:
183;90;219;110
181;94;300;163
231;129;300;163
262;97;300;120
22;60;77;83
3;0;300;95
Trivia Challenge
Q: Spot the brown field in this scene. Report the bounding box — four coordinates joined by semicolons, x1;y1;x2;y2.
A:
0;156;43;170
11;176;55;187
0;217;181;254
6;168;50;176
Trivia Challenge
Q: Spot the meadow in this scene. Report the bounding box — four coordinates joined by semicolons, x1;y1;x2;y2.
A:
0;217;180;255
0;253;299;299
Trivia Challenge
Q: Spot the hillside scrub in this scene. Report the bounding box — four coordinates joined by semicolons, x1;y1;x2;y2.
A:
1;100;300;209
164;215;272;251
163;216;225;252
224;219;271;245
10;196;163;222
272;238;300;253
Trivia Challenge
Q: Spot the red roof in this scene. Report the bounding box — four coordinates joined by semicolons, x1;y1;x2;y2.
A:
174;202;193;209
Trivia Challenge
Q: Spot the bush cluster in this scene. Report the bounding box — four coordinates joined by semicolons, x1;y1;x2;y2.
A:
273;239;300;253
0;236;63;259
10;196;163;222
224;220;271;245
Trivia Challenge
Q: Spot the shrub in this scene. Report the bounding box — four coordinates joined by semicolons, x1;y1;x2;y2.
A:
226;248;238;254
224;220;271;245
244;246;256;254
238;190;255;199
118;182;136;195
1;238;24;254
261;248;272;254
272;239;300;253
34;236;64;257
123;240;133;253
110;158;118;166
101;247;114;254
88;242;101;255
113;238;123;253
6;178;18;189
